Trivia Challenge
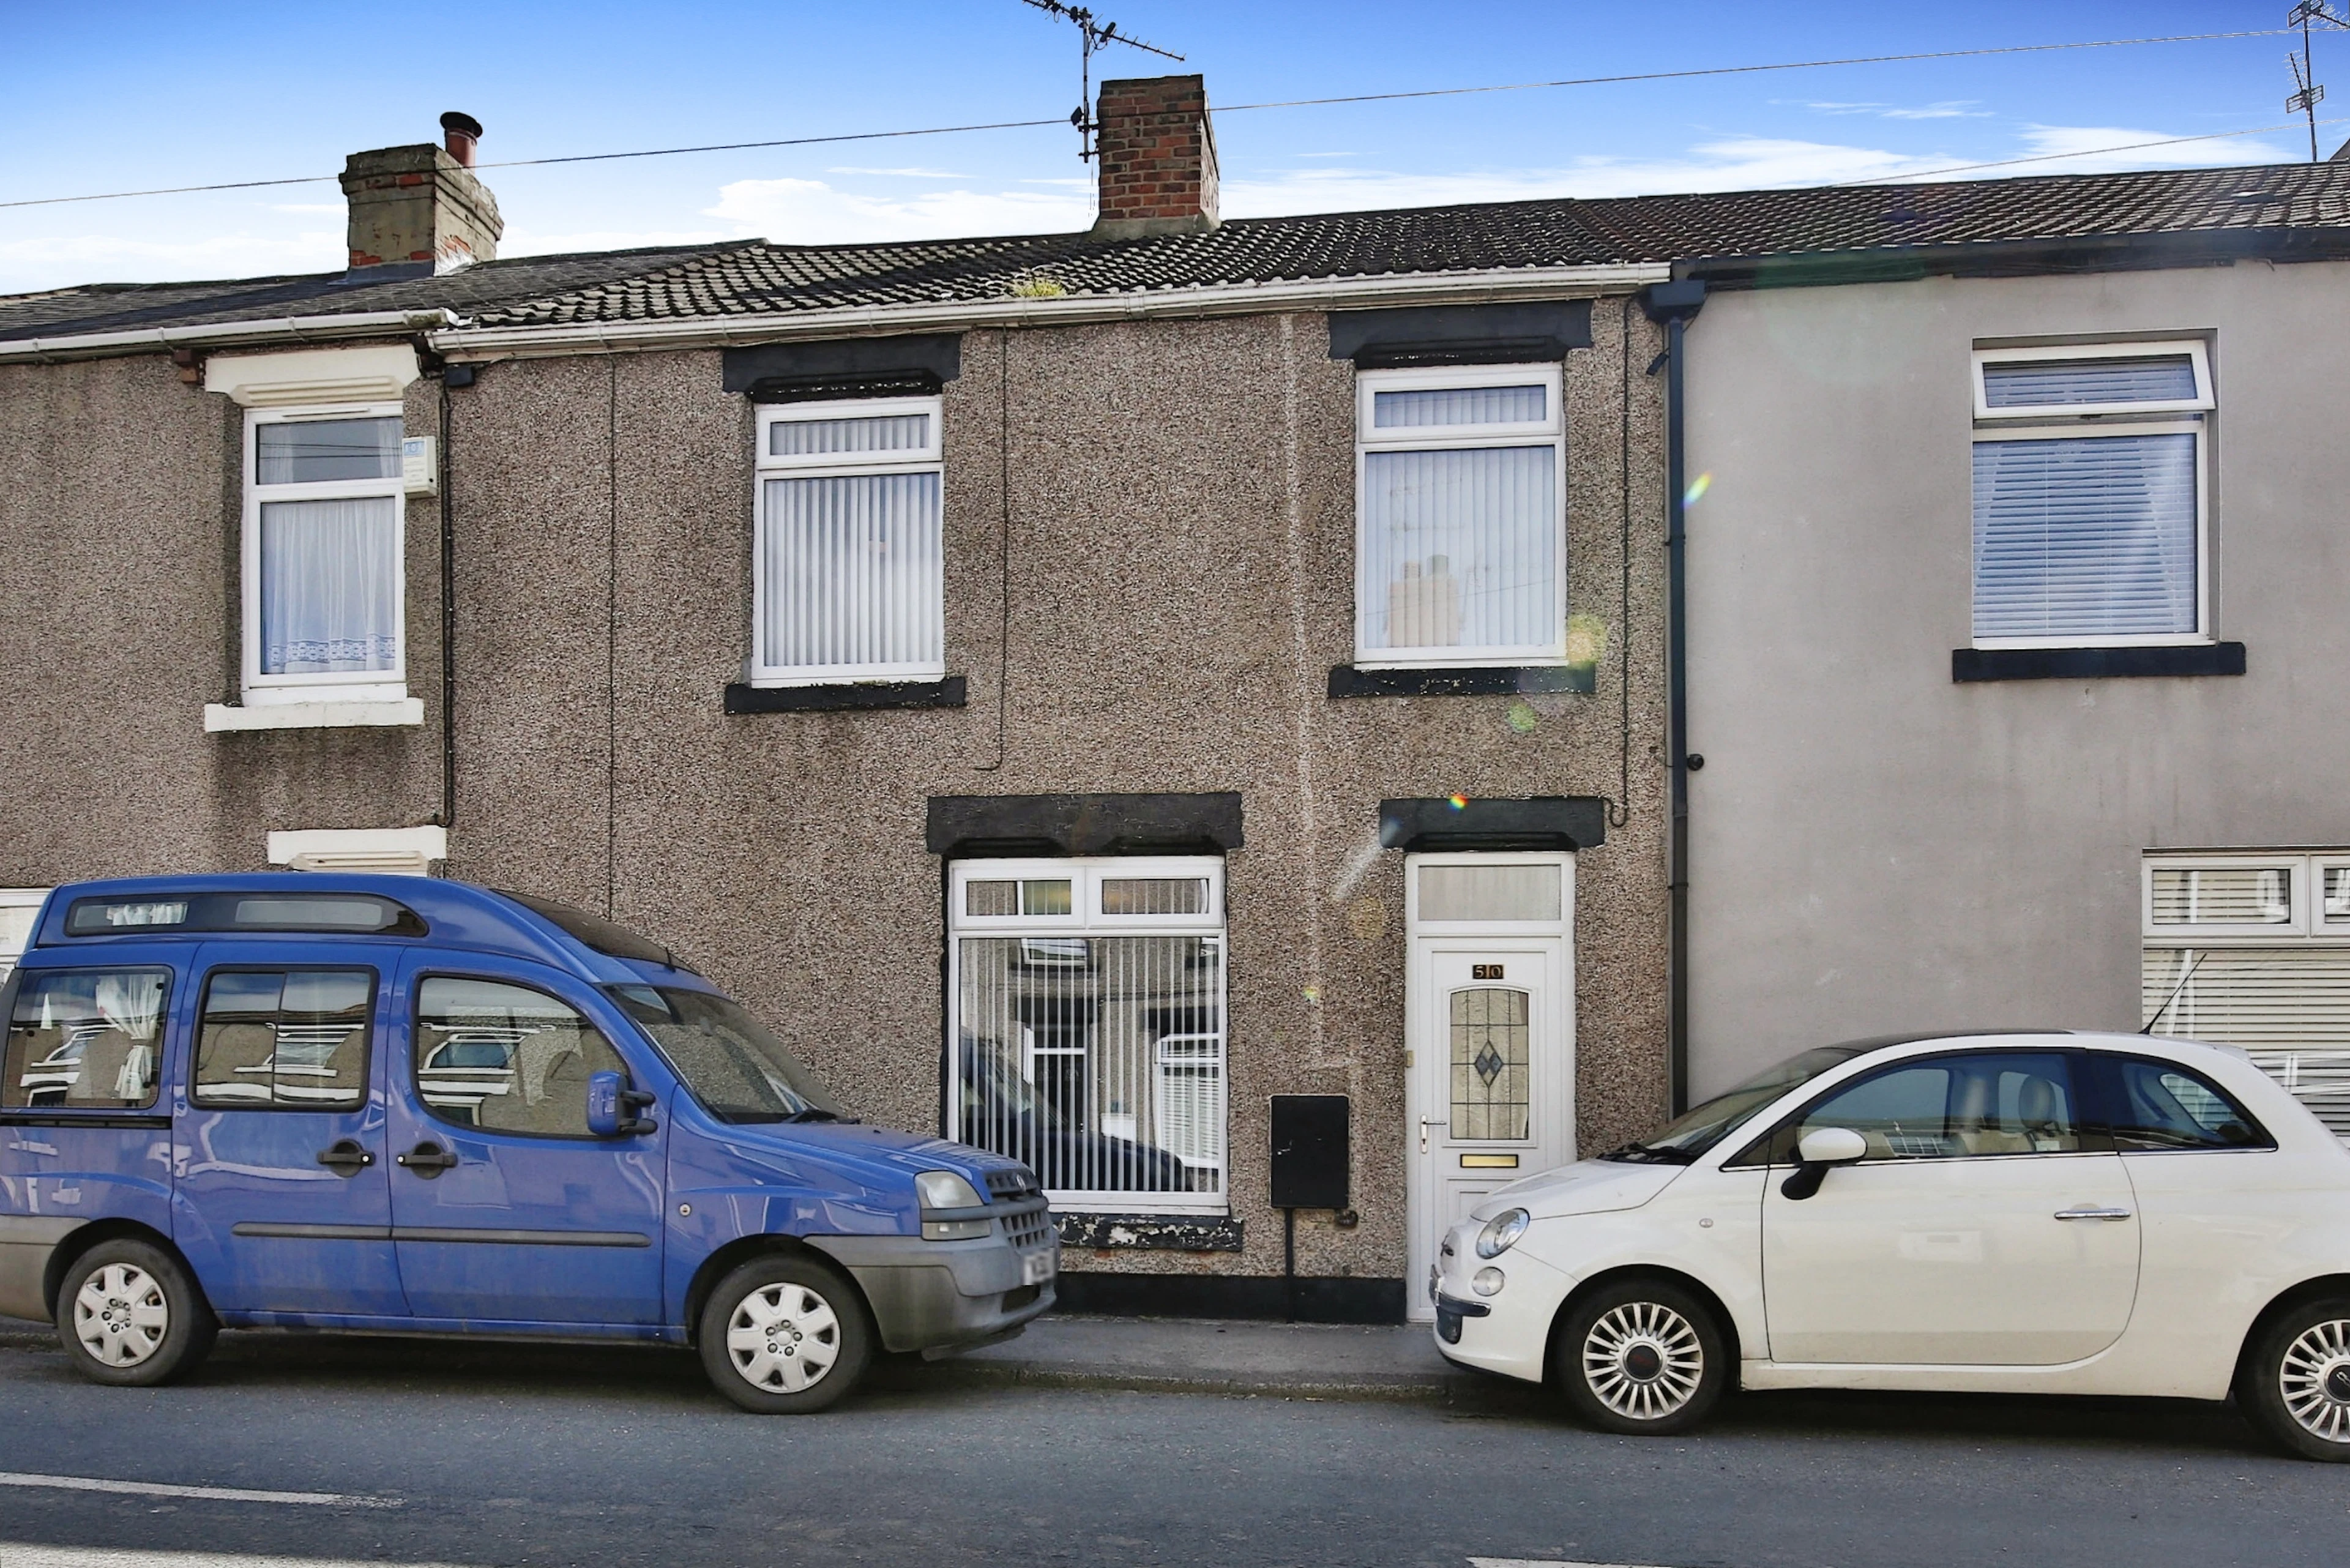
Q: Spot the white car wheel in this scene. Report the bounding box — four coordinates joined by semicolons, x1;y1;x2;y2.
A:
73;1261;170;1369
1581;1299;1706;1422
725;1282;843;1394
2277;1316;2350;1444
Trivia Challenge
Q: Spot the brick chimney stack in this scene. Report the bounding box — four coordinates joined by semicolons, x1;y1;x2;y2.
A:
338;111;504;274
1091;75;1219;240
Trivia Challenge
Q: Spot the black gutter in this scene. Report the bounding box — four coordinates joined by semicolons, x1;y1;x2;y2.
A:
1676;223;2350;293
1641;279;1705;1116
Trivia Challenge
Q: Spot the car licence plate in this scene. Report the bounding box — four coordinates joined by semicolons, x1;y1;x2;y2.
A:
1021;1250;1056;1286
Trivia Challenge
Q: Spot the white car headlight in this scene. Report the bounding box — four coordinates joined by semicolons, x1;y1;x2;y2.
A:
916;1170;990;1241
1475;1208;1529;1260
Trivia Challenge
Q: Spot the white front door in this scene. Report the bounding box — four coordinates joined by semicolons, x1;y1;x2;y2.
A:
1404;853;1574;1321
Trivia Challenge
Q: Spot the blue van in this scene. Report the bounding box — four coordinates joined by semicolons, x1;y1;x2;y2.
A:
0;874;1056;1412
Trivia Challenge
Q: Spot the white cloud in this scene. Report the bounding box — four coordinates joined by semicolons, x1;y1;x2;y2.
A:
704;176;1092;242
1795;99;1990;121
2000;124;2292;175
824;165;969;179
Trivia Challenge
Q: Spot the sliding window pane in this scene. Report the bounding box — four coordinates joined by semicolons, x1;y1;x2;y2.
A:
258;497;401;674
256;417;401;484
1972;433;2196;640
1361;446;1556;654
759;472;942;672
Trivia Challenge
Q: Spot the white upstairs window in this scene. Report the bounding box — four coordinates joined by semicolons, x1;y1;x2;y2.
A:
242;406;409;704
1354;364;1565;668
1971;342;2214;649
2142;849;2350;1140
0;889;47;985
751;397;945;686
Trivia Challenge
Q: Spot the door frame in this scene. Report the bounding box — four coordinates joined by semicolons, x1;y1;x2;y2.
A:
1403;850;1576;1320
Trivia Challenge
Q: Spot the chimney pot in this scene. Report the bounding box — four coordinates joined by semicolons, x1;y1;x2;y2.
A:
440;111;483;168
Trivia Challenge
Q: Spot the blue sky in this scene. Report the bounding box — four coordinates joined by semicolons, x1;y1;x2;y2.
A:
0;1;2332;294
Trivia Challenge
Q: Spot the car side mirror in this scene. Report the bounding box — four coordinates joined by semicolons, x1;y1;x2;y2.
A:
1781;1126;1867;1201
587;1070;658;1138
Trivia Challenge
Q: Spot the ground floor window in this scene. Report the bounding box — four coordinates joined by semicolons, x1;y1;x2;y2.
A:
2142;850;2350;1138
949;856;1226;1212
0;890;47;985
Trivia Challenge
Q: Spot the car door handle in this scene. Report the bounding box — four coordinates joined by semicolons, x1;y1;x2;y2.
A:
395;1142;458;1178
315;1140;375;1177
2053;1206;2133;1221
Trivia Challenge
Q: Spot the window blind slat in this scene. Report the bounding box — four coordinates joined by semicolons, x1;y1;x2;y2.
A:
1982;356;2197;409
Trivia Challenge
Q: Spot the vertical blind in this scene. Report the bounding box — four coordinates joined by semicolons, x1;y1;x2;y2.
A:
957;934;1225;1198
759;471;942;673
1971;433;2197;640
1373;384;1546;428
1361;445;1556;653
259;497;401;674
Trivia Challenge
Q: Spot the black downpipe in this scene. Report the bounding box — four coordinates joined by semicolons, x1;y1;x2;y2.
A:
1641;279;1706;1115
438;376;458;832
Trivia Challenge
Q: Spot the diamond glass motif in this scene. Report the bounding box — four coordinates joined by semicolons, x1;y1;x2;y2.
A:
1474;1043;1504;1086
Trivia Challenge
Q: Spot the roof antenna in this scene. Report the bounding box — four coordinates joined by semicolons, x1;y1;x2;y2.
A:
2289;1;2349;162
1019;0;1185;161
2141;950;2204;1035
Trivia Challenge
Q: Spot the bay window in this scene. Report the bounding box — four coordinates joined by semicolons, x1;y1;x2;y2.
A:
948;857;1226;1211
1971;342;2212;647
751;396;944;685
1354;364;1565;668
241;407;408;704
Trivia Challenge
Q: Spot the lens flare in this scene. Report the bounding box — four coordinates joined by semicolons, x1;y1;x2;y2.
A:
1684;472;1713;507
1447;793;1469;810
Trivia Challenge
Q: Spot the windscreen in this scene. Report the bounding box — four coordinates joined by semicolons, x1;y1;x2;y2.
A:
1604;1045;1862;1164
607;985;846;1123
499;891;693;971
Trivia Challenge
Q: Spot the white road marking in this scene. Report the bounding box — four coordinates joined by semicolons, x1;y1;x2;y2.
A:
0;1473;400;1510
1;1549;460;1568
1471;1559;1679;1568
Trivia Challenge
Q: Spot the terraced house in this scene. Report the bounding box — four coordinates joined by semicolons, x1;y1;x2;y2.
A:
8;75;2348;1322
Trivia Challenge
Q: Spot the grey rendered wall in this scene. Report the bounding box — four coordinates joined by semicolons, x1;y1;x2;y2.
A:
0;356;442;883
436;304;1671;1285
1683;259;2350;1097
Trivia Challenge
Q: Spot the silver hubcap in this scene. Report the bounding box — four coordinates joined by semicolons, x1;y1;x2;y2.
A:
725;1282;841;1394
73;1263;169;1368
2280;1318;2350;1443
1583;1300;1704;1421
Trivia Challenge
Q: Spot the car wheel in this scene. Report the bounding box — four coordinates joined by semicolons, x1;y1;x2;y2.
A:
698;1253;872;1414
1554;1277;1728;1436
55;1238;217;1388
2241;1299;2350;1462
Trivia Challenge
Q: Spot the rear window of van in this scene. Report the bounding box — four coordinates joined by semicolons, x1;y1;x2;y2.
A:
63;893;426;938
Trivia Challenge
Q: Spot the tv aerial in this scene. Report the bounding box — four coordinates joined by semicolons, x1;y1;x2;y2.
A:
2289;1;2349;161
1019;0;1185;160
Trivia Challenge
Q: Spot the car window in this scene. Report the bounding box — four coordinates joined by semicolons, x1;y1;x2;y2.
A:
194;969;373;1110
2;968;171;1110
2105;1056;2273;1152
414;977;627;1138
1780;1051;2086;1161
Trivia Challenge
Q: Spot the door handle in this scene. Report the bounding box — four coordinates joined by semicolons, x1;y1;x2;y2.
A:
395;1142;458;1178
2053;1206;2133;1221
1419;1117;1447;1154
315;1140;374;1177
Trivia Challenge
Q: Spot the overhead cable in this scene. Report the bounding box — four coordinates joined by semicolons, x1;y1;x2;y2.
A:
0;26;2299;211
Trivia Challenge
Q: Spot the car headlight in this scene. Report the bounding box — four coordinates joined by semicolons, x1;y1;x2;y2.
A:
916;1170;990;1241
1475;1208;1529;1260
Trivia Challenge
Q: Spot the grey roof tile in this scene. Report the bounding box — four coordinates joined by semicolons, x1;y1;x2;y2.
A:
7;160;2349;342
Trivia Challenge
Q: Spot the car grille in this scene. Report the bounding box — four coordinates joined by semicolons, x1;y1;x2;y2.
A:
985;1166;1054;1250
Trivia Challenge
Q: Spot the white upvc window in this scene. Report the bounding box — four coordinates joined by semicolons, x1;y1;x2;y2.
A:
0;889;48;985
1971;341;2214;650
1354;364;1566;669
750;396;945;686
241;405;409;705
2142;849;2350;1140
947;856;1226;1213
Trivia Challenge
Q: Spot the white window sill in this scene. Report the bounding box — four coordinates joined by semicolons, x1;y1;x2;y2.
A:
204;698;425;733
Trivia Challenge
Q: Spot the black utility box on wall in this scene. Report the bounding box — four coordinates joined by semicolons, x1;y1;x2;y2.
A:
1269;1094;1350;1211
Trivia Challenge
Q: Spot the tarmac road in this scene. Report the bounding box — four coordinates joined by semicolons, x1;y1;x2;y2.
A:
0;1331;2337;1568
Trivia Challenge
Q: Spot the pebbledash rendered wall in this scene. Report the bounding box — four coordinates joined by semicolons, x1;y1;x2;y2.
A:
1682;258;2350;1100
0;302;1671;1308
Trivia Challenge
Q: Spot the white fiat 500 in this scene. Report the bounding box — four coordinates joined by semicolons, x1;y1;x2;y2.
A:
1431;1030;2350;1460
